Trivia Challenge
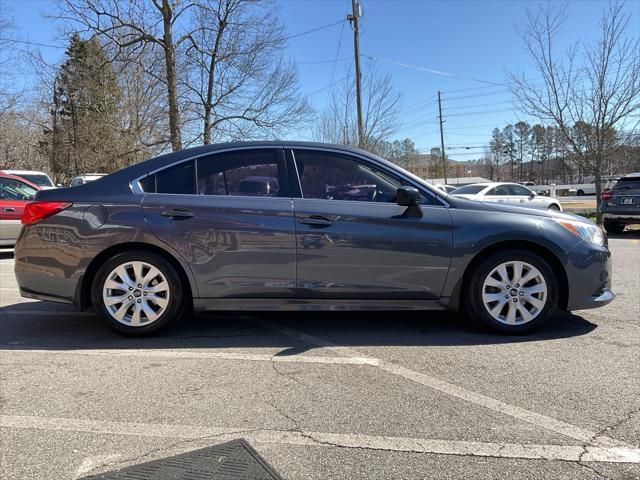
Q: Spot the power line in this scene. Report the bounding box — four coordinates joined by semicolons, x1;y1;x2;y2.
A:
445;108;516;117
299;57;350;65
0;37;64;49
308;74;350;97
284;19;346;41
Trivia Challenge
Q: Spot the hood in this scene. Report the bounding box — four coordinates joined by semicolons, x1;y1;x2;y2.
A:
448;195;593;224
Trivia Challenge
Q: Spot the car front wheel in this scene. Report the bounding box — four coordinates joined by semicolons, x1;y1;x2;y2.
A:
465;250;558;334
548;204;560;211
603;221;624;234
92;250;184;335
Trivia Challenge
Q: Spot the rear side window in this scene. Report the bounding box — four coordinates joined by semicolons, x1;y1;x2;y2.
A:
509;185;532;196
196;149;282;197
153;161;196;194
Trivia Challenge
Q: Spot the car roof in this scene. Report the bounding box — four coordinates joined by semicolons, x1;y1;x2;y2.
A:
3;169;49;175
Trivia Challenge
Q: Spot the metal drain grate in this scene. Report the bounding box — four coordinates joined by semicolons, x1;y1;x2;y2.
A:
81;439;284;480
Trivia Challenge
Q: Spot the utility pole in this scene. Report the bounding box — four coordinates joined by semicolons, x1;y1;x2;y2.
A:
437;90;447;184
348;0;364;148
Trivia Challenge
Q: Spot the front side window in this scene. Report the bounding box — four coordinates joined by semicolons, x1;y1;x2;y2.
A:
0;178;37;200
509;185;532;196
293;149;405;203
197;149;281;197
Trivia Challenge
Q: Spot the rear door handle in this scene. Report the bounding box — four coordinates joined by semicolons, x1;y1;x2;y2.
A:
160;208;194;219
299;215;333;228
2;207;16;212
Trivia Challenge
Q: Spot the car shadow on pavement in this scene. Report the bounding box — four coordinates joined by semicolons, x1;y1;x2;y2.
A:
0;300;597;352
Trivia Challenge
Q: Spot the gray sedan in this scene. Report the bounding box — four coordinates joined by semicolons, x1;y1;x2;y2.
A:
14;142;614;336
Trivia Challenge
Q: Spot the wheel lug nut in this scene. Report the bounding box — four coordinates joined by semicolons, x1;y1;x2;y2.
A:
515;283;520;288
137;284;142;288
143;292;147;296
128;287;133;291
519;291;524;296
504;294;509;298
137;299;141;303
128;296;133;300
506;285;510;289
513;298;518;302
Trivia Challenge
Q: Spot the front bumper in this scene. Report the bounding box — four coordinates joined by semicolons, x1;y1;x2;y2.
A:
564;240;614;311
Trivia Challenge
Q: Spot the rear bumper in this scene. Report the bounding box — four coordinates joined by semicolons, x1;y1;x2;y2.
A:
602;212;640;224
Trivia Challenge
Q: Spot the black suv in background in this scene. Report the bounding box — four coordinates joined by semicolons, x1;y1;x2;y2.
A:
601;173;640;233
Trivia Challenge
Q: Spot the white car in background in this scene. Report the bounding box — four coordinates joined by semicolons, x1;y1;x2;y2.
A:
69;173;106;187
451;182;562;211
2;170;57;189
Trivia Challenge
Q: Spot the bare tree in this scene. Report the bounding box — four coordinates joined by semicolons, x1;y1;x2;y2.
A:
184;0;310;143
315;62;402;155
509;1;640;223
54;0;202;151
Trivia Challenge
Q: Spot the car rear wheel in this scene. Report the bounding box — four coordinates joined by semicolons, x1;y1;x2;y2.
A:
603;221;625;234
465;250;558;334
92;251;184;335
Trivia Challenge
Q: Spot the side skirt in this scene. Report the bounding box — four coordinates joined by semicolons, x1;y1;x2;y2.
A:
193;298;450;312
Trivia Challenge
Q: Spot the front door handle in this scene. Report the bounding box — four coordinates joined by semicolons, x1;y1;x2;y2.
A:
299;215;333;228
2;207;16;213
160;208;194;219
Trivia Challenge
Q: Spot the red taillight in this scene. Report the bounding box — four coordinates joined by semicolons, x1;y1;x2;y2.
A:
601;191;613;201
21;201;72;225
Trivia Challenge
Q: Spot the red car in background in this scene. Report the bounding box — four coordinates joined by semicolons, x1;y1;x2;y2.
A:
0;172;41;246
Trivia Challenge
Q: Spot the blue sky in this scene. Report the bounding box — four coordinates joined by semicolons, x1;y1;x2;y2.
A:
5;0;640;159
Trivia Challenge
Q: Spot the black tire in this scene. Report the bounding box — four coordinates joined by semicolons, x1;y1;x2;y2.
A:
577;189;585;196
548;204;560;211
603;221;625;234
464;249;558;334
92;250;185;336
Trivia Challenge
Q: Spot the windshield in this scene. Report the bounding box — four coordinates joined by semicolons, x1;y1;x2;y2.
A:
17;174;53;187
451;184;486;194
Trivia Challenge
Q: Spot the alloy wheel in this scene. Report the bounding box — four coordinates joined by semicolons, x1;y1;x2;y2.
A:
481;260;547;325
102;261;170;326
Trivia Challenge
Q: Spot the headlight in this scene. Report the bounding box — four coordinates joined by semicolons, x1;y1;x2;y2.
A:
555;219;605;246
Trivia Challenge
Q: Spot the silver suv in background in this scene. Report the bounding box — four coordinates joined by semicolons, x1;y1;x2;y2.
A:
601;173;640;234
69;174;107;187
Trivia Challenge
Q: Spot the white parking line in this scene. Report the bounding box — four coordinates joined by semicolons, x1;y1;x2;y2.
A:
258;321;629;449
4;348;379;366
2;415;638;464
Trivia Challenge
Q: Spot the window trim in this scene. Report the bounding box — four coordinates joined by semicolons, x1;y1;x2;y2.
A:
131;145;288;198
286;146;449;207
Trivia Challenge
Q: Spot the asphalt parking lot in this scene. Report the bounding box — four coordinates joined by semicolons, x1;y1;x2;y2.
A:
1;232;639;480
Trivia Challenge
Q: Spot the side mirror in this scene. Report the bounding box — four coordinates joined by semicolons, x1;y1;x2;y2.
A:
529;191;537;198
396;186;420;206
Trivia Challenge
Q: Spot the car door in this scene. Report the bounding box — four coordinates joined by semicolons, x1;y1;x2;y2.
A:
141;147;296;299
0;177;37;243
289;148;453;300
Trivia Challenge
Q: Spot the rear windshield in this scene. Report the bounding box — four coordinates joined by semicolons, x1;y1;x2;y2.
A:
451;184;486;194
613;177;640;190
17;174;53;187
